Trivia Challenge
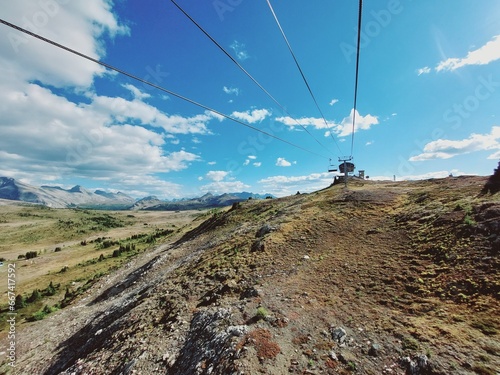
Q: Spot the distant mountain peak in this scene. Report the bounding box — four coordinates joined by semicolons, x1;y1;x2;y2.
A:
69;185;85;193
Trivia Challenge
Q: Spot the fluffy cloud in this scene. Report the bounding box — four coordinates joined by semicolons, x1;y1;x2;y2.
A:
199;181;250;194
329;99;339;106
258;172;332;196
0;2;215;193
275;116;331;129
1;0;129;89
231;109;271;123
436;35;500;72
107;175;186;199
223;86;239;95
122;84;151;100
410;126;500;161
276;109;379;137
91;95;218;135
370;170;468;181
334;109;379;137
206;171;229;182
275;157;292;167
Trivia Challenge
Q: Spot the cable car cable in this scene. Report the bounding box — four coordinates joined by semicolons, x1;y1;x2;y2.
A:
170;0;336;157
265;0;343;155
0;18;329;160
350;0;363;158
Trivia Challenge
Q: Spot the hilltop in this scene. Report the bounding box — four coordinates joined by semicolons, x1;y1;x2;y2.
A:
4;176;499;375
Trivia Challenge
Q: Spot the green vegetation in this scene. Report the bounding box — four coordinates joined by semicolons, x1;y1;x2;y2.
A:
471;320;498;336
25;251;38;259
402;336;420;351
0;204;188;331
256;306;269;320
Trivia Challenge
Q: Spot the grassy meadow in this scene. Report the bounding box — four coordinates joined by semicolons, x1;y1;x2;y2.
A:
0;201;198;329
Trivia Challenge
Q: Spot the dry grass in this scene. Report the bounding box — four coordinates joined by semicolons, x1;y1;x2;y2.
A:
0;203;200;329
247;328;281;359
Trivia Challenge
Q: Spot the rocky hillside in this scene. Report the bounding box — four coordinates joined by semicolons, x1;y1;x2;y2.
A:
8;176;499;375
0;177;135;208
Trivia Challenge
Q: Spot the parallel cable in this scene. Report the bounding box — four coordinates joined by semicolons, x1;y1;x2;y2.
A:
170;0;335;156
0;18;329;159
350;0;363;157
265;0;343;155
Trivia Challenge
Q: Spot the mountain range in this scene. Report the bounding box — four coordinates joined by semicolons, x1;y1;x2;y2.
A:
0;177;274;210
130;192;274;211
0;177;135;209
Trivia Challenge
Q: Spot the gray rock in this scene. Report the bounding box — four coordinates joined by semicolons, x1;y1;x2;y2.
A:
368;343;381;357
251;239;265;252
169;308;241;374
331;327;347;344
401;354;430;375
256;223;275;238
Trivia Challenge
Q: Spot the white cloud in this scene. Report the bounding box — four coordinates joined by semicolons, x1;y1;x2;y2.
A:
91;95;218;135
0;79;204;188
276;116;331;129
200;181;250;194
207;161;217;165
487;150;500;160
366;141;374;146
410;126;500;161
436;35;500;72
253;162;262;167
1;0;129;89
335;109;379;137
276;109;379;137
371;170;469;181
122;84;151;100
192;137;202;144
230;40;249;61
258;172;333;196
243;159;250;166
231;109;271;123
275;157;292;167
206;170;229;182
110;175;185;199
417;67;431;76
329;99;339;106
248;155;257;160
223;86;239;95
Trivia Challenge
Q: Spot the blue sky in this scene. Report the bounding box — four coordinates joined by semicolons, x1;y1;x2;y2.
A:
0;0;499;198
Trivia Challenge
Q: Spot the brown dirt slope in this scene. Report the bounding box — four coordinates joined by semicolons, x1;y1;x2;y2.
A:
5;176;499;375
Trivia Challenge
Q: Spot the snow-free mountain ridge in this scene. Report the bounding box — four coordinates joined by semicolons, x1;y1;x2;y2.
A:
0;177;275;210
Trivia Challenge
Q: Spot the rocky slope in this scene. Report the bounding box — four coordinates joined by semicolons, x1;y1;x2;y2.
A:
6;176;499;375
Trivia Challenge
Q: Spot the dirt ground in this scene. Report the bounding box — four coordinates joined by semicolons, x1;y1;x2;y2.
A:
1;176;499;375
